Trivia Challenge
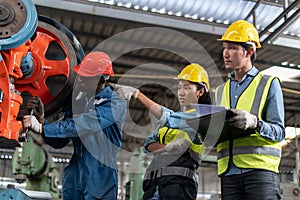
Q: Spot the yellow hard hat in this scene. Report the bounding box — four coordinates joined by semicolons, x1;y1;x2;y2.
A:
176;63;210;90
218;20;261;48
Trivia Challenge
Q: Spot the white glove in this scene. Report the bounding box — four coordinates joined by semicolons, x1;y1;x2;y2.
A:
109;83;139;100
164;138;191;153
227;109;257;130
23;115;42;133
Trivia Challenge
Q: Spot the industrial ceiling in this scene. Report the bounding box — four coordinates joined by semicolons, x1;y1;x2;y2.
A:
30;0;300;172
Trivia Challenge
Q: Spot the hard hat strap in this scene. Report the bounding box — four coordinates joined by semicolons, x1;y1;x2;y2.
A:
245;42;256;52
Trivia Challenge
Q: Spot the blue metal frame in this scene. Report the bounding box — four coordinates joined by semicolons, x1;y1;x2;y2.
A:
0;0;38;50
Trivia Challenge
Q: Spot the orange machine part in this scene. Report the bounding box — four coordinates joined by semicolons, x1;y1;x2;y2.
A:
15;25;71;105
0;54;23;147
1;42;30;79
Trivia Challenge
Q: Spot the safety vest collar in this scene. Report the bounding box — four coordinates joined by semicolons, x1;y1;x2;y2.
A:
216;73;271;115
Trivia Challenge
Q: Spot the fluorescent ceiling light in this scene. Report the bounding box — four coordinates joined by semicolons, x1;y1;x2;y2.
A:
273;37;300;50
261;66;300;83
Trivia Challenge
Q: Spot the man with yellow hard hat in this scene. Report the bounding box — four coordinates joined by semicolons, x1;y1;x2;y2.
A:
215;20;285;200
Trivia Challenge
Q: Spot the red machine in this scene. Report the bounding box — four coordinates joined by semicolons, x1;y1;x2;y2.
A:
0;0;84;148
0;42;28;147
0;0;84;198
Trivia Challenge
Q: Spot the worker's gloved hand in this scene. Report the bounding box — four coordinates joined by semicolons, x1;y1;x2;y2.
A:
109;83;139;100
26;96;45;124
23;115;43;134
164;138;191;153
227;109;257;130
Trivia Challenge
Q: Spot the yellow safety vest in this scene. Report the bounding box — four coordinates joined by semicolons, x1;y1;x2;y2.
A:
215;73;281;175
157;110;204;163
158;127;203;154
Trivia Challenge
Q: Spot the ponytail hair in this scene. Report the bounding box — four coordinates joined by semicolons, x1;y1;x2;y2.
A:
196;83;211;105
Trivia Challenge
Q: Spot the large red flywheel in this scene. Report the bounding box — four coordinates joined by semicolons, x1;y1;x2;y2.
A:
15;18;83;116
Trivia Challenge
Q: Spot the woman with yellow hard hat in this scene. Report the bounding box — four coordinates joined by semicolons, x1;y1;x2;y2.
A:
113;63;211;200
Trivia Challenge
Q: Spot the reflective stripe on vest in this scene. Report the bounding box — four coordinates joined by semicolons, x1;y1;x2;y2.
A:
218;145;281;159
144;166;199;183
215;73;281;175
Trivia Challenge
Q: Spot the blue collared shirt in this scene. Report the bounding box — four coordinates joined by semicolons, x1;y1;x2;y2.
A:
226;66;285;175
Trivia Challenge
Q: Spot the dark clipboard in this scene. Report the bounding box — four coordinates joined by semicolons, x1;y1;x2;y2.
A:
186;109;255;146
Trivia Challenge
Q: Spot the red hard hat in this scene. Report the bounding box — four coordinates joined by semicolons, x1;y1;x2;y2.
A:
73;51;114;77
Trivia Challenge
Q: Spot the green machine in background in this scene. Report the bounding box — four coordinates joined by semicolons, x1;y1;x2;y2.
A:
125;147;150;200
12;131;60;199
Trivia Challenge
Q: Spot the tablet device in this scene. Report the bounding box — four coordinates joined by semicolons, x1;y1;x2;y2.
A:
187;105;254;146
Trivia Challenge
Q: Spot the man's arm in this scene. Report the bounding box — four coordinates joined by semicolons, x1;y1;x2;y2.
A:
24;110;105;138
257;79;285;142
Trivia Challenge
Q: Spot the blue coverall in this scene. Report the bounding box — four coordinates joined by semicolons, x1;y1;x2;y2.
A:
42;86;126;200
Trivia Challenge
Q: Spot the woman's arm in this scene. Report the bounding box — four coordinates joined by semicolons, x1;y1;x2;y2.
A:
111;83;164;119
146;142;165;153
136;92;163;119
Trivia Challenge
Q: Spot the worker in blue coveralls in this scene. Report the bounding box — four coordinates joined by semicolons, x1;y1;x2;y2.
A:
112;63;212;200
23;51;127;200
